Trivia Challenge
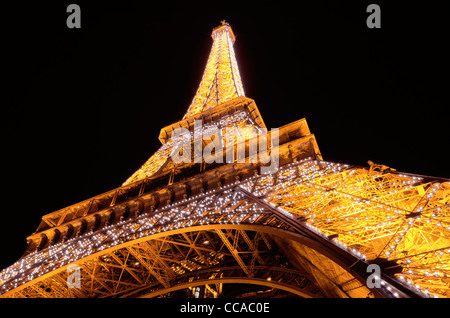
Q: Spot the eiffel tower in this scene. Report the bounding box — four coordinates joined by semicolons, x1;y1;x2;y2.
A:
1;21;449;298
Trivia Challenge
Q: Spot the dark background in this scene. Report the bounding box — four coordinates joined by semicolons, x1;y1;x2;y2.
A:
1;1;448;270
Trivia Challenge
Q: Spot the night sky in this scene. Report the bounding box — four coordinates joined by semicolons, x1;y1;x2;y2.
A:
1;1;448;270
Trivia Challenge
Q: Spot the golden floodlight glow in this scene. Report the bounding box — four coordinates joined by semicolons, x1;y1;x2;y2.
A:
0;22;448;299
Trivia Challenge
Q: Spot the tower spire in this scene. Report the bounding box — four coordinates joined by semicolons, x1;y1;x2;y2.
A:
183;22;245;118
122;22;254;185
1;22;448;300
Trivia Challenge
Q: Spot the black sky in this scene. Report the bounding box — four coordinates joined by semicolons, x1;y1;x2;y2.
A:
1;1;448;270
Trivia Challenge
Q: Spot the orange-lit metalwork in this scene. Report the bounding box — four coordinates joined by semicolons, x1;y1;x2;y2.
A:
1;22;448;298
184;21;245;118
123;21;246;185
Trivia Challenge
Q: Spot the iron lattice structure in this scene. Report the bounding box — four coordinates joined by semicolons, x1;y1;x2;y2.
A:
1;22;449;298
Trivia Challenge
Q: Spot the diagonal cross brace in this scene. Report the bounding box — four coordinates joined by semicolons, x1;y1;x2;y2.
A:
215;229;252;277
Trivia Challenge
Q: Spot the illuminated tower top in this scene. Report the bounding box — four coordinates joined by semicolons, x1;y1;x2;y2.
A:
183;21;245;118
122;21;259;185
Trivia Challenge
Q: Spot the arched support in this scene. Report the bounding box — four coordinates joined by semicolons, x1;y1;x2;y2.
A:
140;277;314;298
1;178;424;298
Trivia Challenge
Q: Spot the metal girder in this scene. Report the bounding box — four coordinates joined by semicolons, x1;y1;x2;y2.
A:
138;266;317;298
0;222;323;298
127;246;170;289
215;229;252;277
240;159;450;298
3;22;449;300
2;159;449;298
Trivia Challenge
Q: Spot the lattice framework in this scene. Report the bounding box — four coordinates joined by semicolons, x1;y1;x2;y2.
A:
1;21;449;299
2;158;448;297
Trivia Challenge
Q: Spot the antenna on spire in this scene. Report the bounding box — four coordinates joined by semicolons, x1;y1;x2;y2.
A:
211;20;235;43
